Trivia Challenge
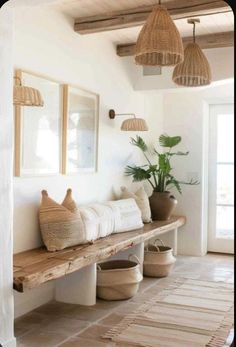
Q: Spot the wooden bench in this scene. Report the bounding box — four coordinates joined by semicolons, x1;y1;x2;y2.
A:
14;216;186;304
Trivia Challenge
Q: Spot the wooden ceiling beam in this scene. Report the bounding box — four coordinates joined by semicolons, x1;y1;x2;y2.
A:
116;31;234;57
74;0;231;34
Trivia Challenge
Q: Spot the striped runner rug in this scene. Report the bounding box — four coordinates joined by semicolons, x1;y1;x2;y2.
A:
103;278;234;347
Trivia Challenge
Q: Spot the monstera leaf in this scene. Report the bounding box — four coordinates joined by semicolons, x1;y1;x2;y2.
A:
159;134;181;148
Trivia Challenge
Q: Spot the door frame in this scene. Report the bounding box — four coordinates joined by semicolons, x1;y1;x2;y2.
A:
207;102;234;254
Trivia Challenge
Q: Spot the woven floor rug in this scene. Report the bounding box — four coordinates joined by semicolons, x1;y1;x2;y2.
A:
103;278;234;347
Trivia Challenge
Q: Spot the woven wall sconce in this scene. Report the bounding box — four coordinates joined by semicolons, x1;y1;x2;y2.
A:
172;19;212;87
13;77;44;107
109;109;148;131
135;1;184;66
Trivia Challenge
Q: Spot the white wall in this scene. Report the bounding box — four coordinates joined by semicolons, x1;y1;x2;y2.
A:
162;80;234;256
122;47;234;91
0;5;16;347
12;6;164;317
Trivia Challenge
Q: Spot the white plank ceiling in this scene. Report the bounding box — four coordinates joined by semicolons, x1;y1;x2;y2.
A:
52;0;234;44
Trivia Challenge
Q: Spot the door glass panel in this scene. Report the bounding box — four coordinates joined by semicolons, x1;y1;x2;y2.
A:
216;206;234;239
217;114;234;163
217;164;234;205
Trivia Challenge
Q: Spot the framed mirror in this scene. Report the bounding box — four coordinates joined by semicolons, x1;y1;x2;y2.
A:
14;70;62;176
62;85;99;174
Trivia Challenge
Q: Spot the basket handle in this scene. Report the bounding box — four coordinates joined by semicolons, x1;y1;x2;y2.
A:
128;254;140;264
153;239;165;252
97;264;102;271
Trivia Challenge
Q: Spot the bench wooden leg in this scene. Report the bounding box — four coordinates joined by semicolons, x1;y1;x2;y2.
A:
55;263;97;306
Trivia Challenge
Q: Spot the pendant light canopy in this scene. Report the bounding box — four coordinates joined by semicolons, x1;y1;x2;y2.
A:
13;77;44;107
135;2;184;66
109;109;148;131
172;19;212;87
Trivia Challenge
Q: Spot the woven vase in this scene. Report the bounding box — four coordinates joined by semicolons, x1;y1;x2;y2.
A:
135;5;184;66
172;42;212;87
14;85;44;106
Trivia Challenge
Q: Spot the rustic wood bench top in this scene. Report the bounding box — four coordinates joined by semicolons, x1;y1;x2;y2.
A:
13;216;186;293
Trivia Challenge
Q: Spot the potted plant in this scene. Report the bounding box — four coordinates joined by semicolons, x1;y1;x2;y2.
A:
125;134;199;221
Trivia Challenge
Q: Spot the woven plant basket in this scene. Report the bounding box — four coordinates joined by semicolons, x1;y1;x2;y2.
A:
135;5;184;66
144;239;176;278
172;42;212;87
97;255;143;301
14;85;44;107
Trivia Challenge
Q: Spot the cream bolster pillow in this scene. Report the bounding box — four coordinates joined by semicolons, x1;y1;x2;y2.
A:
39;189;86;252
79;203;116;241
80;199;143;240
120;186;152;224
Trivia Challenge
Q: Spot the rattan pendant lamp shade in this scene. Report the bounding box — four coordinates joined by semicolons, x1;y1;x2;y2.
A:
135;2;184;66
13;77;44;107
172;19;212;87
121;118;148;131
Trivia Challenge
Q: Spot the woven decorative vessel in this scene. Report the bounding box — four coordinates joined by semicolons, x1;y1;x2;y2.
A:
121;118;148;131
135;5;184;66
97;255;143;300
14;85;44;107
172;42;212;86
144;239;176;278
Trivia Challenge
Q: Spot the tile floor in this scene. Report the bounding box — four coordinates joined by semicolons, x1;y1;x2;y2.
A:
15;253;234;347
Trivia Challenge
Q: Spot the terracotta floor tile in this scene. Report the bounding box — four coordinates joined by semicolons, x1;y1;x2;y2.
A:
62;306;109;322
17;330;68;347
78;324;111;342
99;313;126;326
39;317;90;335
14;312;49;338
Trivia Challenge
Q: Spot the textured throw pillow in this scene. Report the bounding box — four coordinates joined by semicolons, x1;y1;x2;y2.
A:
120;186;152;223
80;203;115;241
107;198;144;233
39;189;86;252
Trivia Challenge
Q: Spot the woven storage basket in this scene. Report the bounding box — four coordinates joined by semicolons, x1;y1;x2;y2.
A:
144;239;176;278
172;42;212;87
97;255;143;301
135;5;184;66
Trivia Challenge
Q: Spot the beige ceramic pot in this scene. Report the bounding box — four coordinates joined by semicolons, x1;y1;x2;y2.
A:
149;191;177;221
97;255;143;301
144;239;176;278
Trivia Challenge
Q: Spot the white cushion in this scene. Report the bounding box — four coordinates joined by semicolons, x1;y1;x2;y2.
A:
107;198;144;233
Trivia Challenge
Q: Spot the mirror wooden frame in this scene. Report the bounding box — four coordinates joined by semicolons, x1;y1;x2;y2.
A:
14;70;99;177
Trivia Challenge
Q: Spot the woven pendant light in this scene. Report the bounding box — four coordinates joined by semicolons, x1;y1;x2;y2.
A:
172;19;212;87
13;77;44;107
135;2;184;66
121;118;148;131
